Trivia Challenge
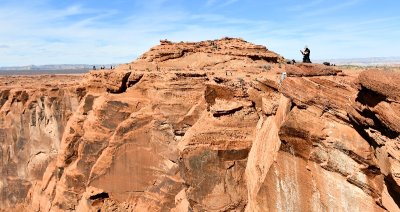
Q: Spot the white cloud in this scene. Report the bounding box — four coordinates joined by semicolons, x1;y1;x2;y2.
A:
287;0;325;12
205;0;239;8
221;0;239;7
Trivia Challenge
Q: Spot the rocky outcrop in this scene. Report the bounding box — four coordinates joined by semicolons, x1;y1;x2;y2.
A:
285;63;342;77
138;38;281;64
348;69;400;212
1;38;400;212
245;66;398;211
0;75;84;209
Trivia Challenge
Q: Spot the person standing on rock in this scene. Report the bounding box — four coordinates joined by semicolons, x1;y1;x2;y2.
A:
300;46;311;63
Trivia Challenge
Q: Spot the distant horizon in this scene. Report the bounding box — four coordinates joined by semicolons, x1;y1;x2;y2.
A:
1;0;399;66
1;55;400;69
0;63;122;68
1;41;400;67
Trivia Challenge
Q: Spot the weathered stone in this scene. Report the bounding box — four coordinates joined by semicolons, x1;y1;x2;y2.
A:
285;63;342;77
1;38;399;212
358;70;400;101
87;70;131;93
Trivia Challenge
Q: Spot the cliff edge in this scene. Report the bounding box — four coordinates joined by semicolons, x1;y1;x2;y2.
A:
0;38;399;212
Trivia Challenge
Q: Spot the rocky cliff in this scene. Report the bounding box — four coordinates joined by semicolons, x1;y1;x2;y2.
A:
0;38;399;211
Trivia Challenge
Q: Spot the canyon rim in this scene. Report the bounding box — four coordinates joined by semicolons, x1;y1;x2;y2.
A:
0;38;400;211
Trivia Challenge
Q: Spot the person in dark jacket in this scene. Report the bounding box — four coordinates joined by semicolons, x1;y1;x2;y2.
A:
300;46;311;63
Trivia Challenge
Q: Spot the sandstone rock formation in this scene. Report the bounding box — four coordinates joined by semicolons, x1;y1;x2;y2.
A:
0;75;85;210
0;38;399;211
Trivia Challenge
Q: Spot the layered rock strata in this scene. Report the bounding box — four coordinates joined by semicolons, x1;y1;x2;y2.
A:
0;75;84;210
0;38;399;212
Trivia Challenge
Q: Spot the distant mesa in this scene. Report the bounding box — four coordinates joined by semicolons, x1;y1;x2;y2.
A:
0;64;119;75
314;56;400;66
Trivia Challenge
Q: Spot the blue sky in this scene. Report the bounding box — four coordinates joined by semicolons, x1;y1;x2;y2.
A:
0;0;399;66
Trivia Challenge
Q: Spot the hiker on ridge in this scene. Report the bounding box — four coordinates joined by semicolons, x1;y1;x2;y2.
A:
300;46;311;63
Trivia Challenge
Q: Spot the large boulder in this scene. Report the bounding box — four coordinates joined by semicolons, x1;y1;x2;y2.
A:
285;63;342;77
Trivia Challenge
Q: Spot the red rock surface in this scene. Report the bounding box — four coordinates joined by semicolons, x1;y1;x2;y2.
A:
358;70;400;101
0;38;400;212
285;63;342;77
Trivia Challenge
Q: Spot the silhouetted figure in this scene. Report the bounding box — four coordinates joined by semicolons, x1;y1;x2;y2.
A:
93;66;96;70
300;46;311;63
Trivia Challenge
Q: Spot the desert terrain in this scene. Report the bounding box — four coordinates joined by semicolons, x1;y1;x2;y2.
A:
0;38;399;211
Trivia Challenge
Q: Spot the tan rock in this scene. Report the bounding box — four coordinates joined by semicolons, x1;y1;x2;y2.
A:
1;39;399;212
87;70;131;93
245;95;291;212
286;63;342;77
358;69;400;101
0;75;82;209
259;151;383;211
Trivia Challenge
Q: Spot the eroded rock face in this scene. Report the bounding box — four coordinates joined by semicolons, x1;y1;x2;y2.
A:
1;38;399;212
348;69;400;212
0;75;84;209
285;63;342;77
